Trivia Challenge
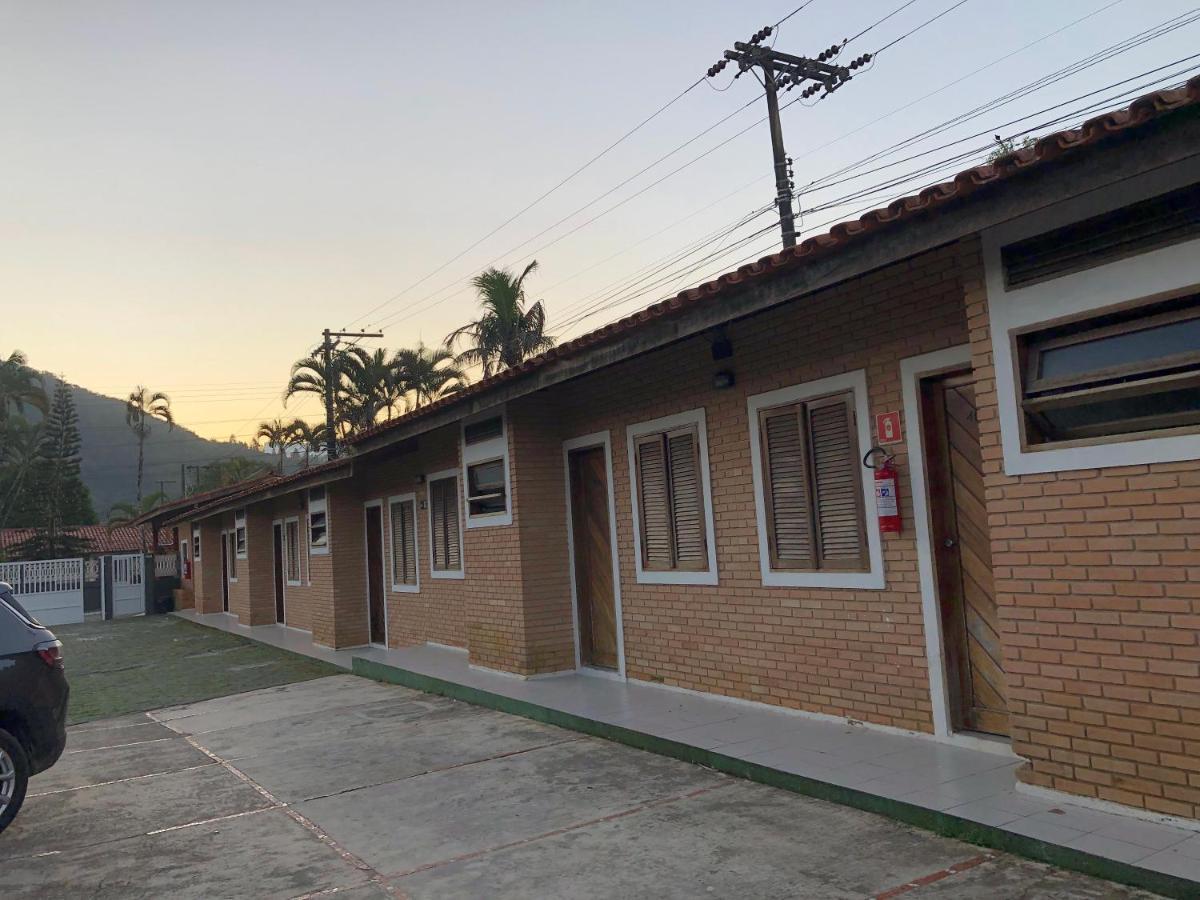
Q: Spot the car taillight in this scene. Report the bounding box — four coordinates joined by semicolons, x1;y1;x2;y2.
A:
35;640;64;670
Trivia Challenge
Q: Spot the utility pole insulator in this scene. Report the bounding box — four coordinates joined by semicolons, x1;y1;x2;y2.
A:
708;30;857;249
318;328;384;459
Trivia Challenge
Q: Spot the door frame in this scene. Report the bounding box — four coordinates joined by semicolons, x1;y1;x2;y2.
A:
272;518;287;626
219;529;231;613
901;345;1012;754
562;430;626;679
362;499;389;648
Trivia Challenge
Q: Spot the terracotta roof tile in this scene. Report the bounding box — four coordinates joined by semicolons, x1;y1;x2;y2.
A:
0;525;174;556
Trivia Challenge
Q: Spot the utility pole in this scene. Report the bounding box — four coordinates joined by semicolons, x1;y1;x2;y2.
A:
707;26;872;248
320;328;383;459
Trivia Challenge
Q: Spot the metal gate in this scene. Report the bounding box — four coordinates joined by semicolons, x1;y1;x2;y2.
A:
0;557;85;625
111;553;145;618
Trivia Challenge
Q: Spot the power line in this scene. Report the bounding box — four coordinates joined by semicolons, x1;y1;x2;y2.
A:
552;58;1199;339
875;0;976;55
844;0;922;46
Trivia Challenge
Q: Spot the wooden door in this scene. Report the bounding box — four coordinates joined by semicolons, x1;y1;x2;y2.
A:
921;371;1010;737
220;534;230;612
569;447;619;670
365;505;386;645
273;523;285;624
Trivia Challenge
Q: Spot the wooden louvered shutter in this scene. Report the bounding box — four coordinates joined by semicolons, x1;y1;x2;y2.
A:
807;393;866;570
760;404;815;568
430;484;445;570
401;501;417;583
636;435;674;570
430;479;458;571
391;500;417;584
443;479;461;570
667;427;706;569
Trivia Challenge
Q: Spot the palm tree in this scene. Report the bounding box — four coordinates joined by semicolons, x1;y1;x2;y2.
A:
256;418;292;472
0;350;47;424
0;419;43;529
106;491;169;527
287;419;328;468
284;349;360;447
447;261;554;378
124;387;173;502
342;346;403;428
393;342;467;408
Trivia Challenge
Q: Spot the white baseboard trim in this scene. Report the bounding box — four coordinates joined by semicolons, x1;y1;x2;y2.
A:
1015;781;1200;833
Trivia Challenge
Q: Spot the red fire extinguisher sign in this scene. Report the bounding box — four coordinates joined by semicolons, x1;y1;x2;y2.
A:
864;448;902;534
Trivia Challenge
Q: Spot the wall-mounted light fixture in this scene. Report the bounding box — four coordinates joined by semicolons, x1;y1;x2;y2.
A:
713;369;736;390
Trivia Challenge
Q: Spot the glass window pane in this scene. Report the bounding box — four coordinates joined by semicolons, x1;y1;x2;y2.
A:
1039;317;1200;380
468;459;505;494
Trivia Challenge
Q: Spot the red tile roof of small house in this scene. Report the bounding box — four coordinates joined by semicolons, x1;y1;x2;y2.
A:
0;525;175;557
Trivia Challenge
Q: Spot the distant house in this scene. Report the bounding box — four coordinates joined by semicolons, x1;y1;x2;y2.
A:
140;78;1200;824
0;525;174;561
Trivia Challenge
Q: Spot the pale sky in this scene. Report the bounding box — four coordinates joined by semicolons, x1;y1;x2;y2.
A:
4;0;1198;448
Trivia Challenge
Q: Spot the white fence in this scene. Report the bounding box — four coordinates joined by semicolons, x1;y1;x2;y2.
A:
154;553;178;578
0;557;85;625
111;553;144;618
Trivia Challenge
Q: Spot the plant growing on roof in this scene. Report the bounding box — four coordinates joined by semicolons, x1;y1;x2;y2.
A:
392;342;467;409
446;261;555;378
124;386;173;502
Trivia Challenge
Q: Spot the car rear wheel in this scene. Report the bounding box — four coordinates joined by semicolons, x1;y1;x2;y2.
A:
0;728;30;834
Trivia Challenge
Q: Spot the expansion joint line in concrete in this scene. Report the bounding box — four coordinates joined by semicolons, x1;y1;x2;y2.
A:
872;853;996;899
386;780;737;880
299;737;585;804
146;711;410;900
29;762;221;797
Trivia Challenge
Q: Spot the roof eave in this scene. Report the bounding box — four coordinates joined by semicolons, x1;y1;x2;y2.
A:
350;106;1200;456
168;460;355;526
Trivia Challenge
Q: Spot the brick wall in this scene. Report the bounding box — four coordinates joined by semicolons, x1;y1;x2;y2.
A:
357;426;470;651
962;236;1200;819
511;396;575;673
534;244;971;731
193;518;224;614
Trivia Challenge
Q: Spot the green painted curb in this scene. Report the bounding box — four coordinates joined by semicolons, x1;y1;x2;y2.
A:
354;655;1198;899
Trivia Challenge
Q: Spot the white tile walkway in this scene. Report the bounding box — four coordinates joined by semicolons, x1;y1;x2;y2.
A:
177;609;1200;888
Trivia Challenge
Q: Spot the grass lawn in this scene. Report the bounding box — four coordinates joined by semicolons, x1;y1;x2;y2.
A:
54;615;340;724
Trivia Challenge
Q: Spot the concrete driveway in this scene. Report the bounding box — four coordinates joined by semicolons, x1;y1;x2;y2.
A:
2;675;1151;899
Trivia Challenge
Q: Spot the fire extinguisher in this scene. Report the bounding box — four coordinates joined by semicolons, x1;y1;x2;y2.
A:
864;447;902;534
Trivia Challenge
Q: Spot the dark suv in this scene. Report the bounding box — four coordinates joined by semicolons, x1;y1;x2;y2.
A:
0;582;69;835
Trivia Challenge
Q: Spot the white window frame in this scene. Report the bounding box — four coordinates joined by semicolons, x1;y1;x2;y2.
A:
283;516;302;587
234;509;248;559
388;492;420;594
983;161;1200;475
307;487;330;556
427;468;465;579
626;407;718;586
224;528;238;583
461;408;513;529
747;369;885;590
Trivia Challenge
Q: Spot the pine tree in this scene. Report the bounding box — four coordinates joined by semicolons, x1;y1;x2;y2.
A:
14;380;96;558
